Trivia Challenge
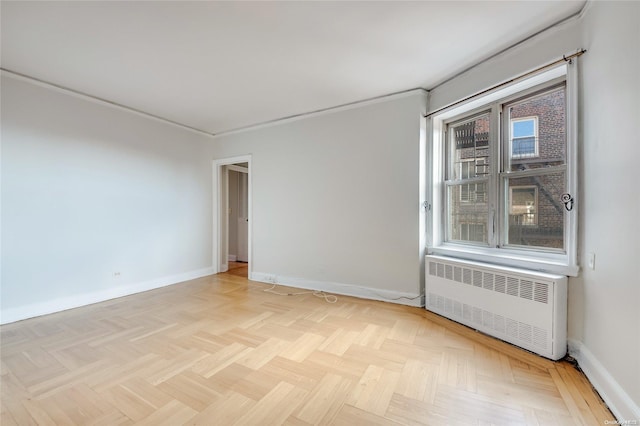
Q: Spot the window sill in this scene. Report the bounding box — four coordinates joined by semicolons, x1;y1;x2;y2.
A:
428;245;579;277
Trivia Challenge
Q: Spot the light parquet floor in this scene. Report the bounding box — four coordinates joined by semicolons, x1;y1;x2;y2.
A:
1;266;614;425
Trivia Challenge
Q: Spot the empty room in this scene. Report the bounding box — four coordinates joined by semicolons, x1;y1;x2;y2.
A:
1;1;638;425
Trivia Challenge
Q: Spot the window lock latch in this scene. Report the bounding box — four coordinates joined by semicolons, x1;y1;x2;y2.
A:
422;201;431;211
561;193;574;211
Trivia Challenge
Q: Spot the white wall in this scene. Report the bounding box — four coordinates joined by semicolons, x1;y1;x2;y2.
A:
576;1;640;420
1;75;214;323
212;91;427;303
428;13;582;112
429;3;639;420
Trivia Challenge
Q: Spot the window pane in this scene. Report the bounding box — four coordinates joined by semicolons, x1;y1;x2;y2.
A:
513;119;535;137
512;137;536;157
506;173;565;250
449;113;491;180
460;181;486;203
508;86;565;170
448;184;488;244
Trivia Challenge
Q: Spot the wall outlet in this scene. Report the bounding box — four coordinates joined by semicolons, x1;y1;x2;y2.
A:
113;271;122;278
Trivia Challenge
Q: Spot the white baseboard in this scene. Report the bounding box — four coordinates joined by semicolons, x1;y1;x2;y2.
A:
568;338;640;422
249;272;424;307
0;267;215;325
228;254;237;262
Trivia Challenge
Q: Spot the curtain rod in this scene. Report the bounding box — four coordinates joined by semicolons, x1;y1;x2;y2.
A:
424;49;586;119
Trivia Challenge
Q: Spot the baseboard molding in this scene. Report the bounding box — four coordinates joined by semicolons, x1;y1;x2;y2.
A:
228;254;237;262
568;338;640;422
250;272;424;307
0;267;215;325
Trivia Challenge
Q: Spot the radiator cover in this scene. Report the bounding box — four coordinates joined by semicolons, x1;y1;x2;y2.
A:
425;255;567;360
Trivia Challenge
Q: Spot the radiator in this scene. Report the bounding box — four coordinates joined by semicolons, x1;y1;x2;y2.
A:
425;255;567;360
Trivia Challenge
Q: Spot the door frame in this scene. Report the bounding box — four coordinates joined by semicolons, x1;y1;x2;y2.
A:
212;155;252;275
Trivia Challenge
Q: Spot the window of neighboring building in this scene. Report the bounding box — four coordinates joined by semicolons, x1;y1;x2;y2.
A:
509;186;538;226
459;159;487;203
428;64;578;276
458;223;486;243
511;117;538;158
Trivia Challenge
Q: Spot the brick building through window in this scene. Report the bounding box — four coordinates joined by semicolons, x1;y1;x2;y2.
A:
448;85;566;249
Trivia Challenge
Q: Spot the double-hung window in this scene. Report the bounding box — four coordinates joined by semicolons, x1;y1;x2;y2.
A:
428;64;578;275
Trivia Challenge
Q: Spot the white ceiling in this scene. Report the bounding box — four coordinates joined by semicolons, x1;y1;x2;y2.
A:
1;1;585;135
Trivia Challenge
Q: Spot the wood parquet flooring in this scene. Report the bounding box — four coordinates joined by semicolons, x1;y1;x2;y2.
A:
1;269;614;425
226;262;248;278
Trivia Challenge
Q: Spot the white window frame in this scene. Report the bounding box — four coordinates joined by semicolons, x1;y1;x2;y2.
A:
427;64;579;276
510;116;539;159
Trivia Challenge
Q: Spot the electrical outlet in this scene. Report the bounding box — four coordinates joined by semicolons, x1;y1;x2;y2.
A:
113;271;122;279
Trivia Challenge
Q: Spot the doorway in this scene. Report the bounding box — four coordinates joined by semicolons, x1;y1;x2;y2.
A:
227;164;248;277
213;156;251;277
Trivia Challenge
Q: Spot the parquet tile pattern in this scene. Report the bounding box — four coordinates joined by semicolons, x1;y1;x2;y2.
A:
1;266;614;425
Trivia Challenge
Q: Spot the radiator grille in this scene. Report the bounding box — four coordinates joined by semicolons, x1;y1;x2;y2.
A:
534;283;549;304
428;291;549;351
473;270;482;287
428;260;551;305
495;274;506;293
463;268;472;285
426;258;560;355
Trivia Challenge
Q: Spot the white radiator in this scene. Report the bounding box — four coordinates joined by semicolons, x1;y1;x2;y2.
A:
425;255;567;360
